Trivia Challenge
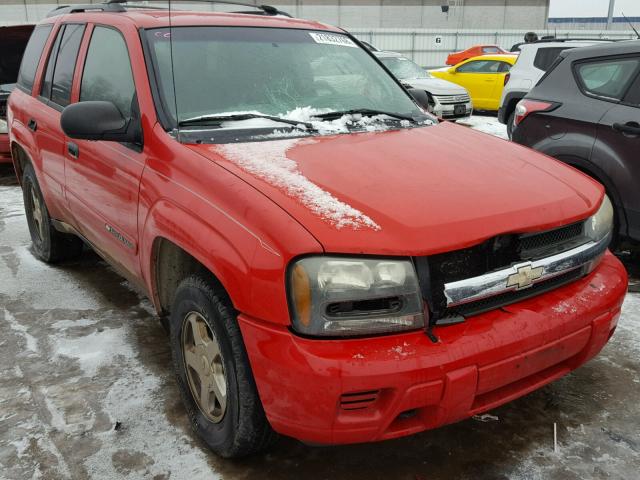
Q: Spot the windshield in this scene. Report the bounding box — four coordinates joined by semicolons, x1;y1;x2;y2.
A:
145;27;423;136
379;56;430;79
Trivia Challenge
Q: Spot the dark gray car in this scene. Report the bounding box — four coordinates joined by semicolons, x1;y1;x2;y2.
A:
512;40;640;249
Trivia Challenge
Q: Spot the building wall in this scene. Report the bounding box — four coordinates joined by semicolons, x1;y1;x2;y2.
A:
1;0;550;29
349;28;635;67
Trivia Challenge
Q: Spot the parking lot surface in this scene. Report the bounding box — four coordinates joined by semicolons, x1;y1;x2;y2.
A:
1;117;639;480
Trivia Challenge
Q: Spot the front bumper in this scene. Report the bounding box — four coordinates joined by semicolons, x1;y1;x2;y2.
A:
239;252;627;445
434;101;473;120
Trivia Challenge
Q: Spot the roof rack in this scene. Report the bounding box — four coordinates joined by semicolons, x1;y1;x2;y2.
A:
47;0;291;18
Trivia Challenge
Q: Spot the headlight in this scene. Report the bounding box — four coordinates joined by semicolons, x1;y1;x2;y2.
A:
0;118;7;134
584;195;613;243
288;256;425;337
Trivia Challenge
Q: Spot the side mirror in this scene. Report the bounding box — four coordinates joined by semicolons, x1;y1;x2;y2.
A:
449;67;457;74
406;88;430;109
61;101;139;143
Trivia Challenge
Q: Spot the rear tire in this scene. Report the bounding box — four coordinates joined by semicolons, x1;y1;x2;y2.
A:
22;163;83;263
169;275;276;458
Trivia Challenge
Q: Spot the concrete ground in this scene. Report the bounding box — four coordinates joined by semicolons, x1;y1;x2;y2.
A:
1;116;639;480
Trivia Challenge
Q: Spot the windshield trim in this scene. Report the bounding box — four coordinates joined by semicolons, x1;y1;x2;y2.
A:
140;25;423;136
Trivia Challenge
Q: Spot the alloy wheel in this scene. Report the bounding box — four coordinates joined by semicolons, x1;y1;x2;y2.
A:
182;311;227;423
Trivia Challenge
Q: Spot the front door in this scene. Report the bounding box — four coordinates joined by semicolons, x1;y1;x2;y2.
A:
454;59;507;110
64;24;145;277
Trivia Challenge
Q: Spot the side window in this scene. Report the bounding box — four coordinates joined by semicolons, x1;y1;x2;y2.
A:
482;47;500;54
51;24;85;107
80;26;135;117
17;24;53;92
40;29;63;100
576;57;640;101
457;60;500;74
40;24;85;107
498;62;512;73
534;47;568;72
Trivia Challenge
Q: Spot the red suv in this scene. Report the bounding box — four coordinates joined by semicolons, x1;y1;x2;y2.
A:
8;1;627;458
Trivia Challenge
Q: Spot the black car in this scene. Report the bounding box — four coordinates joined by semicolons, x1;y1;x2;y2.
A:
512;40;640;249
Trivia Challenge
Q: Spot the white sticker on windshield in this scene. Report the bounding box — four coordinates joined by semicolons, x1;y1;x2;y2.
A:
309;32;357;48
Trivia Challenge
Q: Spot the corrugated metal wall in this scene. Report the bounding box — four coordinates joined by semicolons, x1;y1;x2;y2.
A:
349;29;637;67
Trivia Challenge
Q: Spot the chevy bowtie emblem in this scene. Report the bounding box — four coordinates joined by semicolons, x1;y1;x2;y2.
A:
507;263;544;290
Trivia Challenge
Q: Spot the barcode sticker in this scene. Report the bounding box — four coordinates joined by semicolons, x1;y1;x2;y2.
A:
309;32;357;48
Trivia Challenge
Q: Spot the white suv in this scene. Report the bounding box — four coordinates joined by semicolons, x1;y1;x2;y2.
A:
498;39;610;138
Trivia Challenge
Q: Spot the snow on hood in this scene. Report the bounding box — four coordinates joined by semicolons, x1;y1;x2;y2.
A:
282;107;415;135
217;138;381;230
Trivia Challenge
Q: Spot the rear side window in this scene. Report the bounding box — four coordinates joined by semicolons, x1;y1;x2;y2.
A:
482;47;500;54
457;60;503;73
40;24;85;107
576;57;640;101
80;26;136;118
17;24;53;92
533;47;568;72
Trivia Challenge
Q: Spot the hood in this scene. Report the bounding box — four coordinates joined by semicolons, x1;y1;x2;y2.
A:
402;77;468;96
187;123;603;256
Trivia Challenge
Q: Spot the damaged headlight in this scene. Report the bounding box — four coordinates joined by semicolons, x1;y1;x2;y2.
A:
288;256;425;337
585;195;614;244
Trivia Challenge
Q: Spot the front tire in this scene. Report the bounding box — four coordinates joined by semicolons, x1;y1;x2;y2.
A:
22;163;83;263
169;275;276;458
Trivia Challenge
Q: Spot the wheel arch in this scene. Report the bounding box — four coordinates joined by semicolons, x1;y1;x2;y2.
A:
151;236;231;317
10;141;31;186
556;154;628;238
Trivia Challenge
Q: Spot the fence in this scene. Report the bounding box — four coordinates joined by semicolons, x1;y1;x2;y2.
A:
349;29;638;67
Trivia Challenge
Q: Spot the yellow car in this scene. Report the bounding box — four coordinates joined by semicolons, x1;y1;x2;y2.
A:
430;54;518;111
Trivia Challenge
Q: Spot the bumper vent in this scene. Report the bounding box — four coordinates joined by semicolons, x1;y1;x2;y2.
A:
339;390;380;410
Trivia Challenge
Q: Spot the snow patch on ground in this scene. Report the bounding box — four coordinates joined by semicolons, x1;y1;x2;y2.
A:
216;138;381;230
52;318;100;330
3;308;38;352
81;334;218;480
51;326;135;378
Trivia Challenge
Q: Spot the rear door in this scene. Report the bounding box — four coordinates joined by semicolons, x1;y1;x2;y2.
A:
454;59;505;109
34;23;85;213
584;56;640;240
64;24;145;277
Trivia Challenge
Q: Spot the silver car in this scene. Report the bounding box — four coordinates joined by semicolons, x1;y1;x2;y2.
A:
375;51;473;120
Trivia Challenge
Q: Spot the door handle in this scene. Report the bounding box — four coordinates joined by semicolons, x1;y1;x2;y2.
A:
67;142;79;158
27;118;37;131
613;121;640;136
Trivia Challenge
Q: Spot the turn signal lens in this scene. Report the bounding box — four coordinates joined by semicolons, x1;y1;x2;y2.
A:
291;264;311;327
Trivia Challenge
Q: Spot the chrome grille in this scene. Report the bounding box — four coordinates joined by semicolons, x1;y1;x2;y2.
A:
433;94;470;105
415;220;598;321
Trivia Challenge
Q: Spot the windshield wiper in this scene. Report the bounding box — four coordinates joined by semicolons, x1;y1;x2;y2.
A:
312;108;417;123
178;113;314;130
